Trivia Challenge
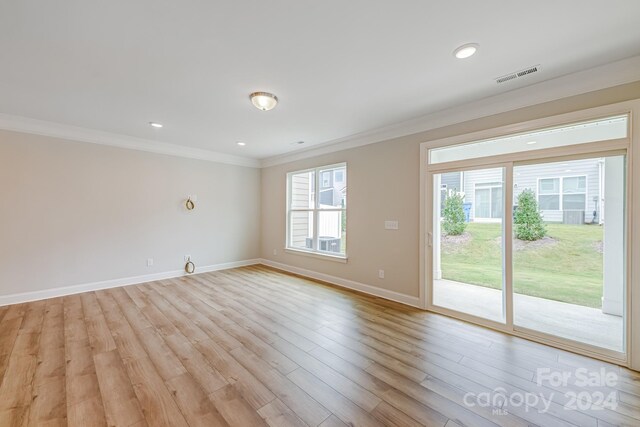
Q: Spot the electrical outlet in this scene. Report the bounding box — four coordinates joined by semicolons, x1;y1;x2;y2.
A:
273;249;277;255
147;258;153;267
378;269;385;279
184;254;191;262
384;220;399;230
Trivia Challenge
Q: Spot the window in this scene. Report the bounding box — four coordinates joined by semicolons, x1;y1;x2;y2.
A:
429;115;628;164
321;171;332;188
562;176;586;210
287;163;346;257
474;182;503;219
537;176;586;211
539;178;560;210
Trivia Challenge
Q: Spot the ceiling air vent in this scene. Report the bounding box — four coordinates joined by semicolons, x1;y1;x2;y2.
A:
495;65;540;84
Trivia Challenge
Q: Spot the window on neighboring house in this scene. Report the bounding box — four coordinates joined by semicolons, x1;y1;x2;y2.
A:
562;176;587;210
538;178;560;210
287;163;347;257
475;182;503;219
537;176;586;211
321;171;332;188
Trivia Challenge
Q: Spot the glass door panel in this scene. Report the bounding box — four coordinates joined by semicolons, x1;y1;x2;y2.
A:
432;167;506;323
512;156;626;352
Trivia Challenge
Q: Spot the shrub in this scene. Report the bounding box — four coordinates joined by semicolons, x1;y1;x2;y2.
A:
514;189;547;241
442;191;467;235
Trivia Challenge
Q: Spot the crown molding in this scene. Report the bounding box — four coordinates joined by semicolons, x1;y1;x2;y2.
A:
0;114;261;168
2;56;640;170
261;55;640;168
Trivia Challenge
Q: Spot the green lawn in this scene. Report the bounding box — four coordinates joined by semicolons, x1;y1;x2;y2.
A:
441;223;603;308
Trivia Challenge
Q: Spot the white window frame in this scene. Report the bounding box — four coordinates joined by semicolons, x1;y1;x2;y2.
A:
561;175;588;211
536;175;587;212
537;177;561;211
473;181;503;220
286;163;347;262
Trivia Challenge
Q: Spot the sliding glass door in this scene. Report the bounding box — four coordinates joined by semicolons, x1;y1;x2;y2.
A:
432;168;506;323
513;156;626;352
426;114;629;360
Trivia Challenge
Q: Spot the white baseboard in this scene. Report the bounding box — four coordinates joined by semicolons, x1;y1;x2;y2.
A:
259;258;422;308
0;258;420;309
0;259;261;306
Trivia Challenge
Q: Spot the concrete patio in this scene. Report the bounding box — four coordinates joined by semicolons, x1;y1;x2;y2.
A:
434;279;623;352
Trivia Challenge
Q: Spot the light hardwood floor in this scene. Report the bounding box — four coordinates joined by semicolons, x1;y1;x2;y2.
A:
1;265;640;426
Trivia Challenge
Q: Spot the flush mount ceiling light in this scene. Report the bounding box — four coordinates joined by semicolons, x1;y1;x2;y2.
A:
250;92;278;111
526;141;537;145
236;141;246;146
149;122;163;128
453;43;479;59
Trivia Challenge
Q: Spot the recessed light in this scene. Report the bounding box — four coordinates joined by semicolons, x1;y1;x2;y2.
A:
453;43;479;59
236;141;246;146
565;169;572;172
526;141;537;145
250;92;278;111
149;122;163;128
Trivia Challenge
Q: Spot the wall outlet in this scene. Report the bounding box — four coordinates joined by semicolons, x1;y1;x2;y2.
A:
378;269;385;279
273;249;278;255
384;220;399;230
147;258;154;267
184;254;191;262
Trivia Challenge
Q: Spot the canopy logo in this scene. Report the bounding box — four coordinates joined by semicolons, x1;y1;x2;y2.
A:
462;367;619;416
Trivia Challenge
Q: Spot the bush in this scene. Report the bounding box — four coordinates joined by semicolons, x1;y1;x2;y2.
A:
442;191;467;235
514;189;547;241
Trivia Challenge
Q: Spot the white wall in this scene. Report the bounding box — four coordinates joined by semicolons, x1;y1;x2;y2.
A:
0;130;261;300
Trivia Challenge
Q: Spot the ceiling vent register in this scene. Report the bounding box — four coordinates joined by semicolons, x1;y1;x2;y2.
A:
495;65;540;84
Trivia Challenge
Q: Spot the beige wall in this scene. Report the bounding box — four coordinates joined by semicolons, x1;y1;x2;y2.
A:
0;130;261;297
261;81;640;299
3;81;640;302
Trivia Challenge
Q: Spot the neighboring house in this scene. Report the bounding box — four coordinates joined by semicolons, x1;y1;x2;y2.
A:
318;168;347;208
440;158;604;224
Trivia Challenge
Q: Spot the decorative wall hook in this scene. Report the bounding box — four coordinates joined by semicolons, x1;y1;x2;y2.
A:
185;257;195;274
185;197;195;210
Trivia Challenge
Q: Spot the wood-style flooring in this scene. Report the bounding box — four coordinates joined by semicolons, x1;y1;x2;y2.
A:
1;265;640;426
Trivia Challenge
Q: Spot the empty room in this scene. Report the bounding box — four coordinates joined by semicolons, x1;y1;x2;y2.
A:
3;1;640;426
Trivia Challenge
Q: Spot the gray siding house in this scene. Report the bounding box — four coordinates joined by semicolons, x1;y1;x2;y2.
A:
440;158;603;224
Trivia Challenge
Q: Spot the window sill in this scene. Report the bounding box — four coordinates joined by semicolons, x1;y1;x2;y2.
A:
284;248;348;263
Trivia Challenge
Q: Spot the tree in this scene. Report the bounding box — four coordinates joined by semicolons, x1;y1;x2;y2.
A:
514;189;547;241
442;190;466;235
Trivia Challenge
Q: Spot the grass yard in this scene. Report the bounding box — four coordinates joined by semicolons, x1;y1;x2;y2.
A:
441;222;603;308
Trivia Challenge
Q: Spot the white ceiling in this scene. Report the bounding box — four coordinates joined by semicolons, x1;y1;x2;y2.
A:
1;1;640;161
